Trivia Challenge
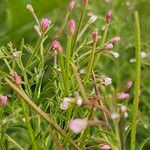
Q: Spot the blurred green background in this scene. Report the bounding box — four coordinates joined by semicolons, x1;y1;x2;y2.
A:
0;0;150;149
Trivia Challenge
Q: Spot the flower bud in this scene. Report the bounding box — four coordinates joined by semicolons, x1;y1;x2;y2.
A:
88;15;98;24
0;96;8;105
100;143;111;150
26;4;34;12
68;0;76;11
108;36;121;44
69;19;76;35
52;40;63;54
11;71;22;85
126;80;133;89
92;30;99;43
106;11;112;23
109;51;120;58
83;0;89;6
41;18;51;32
76;97;83;106
69;119;88;133
140;51;148;58
118;92;130;100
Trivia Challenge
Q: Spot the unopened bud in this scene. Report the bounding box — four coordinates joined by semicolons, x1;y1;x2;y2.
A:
108;36;121;44
83;0;89;6
68;0;76;11
0;96;8;105
88;15;98;24
13;51;22;58
106;11;112;23
118;92;130;100
41;18;51;32
26;4;34;12
52;40;63;54
69;19;76;35
11;71;22;85
92;30;99;43
104;43;114;49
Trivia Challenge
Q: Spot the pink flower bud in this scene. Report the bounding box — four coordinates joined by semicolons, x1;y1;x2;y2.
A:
52;40;63;54
69;119;88;133
12;71;22;85
118;92;130;100
108;36;121;44
68;0;76;11
0;96;8;105
83;0;89;6
100;143;111;150
106;11;112;23
92;30;99;43
126;80;133;89
69;19;76;35
41;18;51;32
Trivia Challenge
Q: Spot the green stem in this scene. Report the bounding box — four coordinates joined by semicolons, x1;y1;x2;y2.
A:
58;53;68;96
20;99;38;150
73;7;86;50
66;36;72;96
86;42;97;75
130;11;141;150
4;77;81;150
94;24;109;66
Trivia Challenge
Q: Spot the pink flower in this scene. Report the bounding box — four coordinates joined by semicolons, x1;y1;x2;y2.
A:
126;80;133;89
41;18;51;32
12;71;21;85
68;0;76;11
0;96;8;105
118;92;130;100
92;30;99;43
100;143;111;150
69;119;88;133
52;40;63;54
106;11;112;23
83;0;89;6
104;43;114;49
69;19;76;35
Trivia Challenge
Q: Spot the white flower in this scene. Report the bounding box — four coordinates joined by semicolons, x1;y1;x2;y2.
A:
76;97;83;106
60;97;73;110
13;51;22;58
129;58;136;63
102;76;112;86
109;51;119;58
111;113;119;120
140;51;148;58
88;15;98;24
69;119;88;133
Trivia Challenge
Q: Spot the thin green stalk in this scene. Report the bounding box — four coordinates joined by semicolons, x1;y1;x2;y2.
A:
73;7;86;50
4;77;81;150
25;34;44;69
72;65;88;103
94;24;109;66
20;99;38;150
86;42;97;75
55;12;70;39
130;11;141;150
66;36;72;96
58;53;68;96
